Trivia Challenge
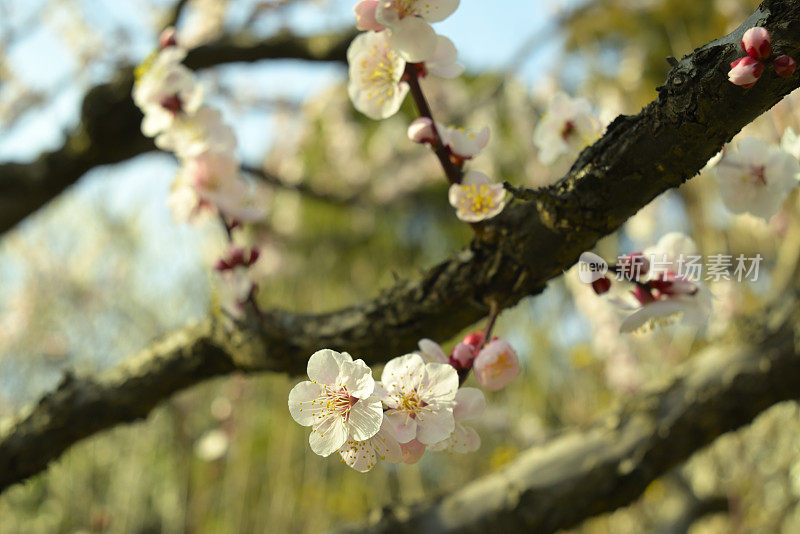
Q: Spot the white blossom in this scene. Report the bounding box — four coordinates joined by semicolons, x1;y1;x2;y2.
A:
375;0;460;62
377;353;459;445
533;92;602;165
288;350;383;457
447;171;507;222
438;124;490;159
347;31;410;120
155;105;237;159
133;47;203;137
715;137;800;220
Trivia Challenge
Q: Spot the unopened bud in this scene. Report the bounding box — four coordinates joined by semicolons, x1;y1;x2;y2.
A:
740;27;772;59
775;55;797;78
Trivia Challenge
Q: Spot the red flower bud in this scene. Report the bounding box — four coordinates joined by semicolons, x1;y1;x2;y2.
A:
775;55;797;78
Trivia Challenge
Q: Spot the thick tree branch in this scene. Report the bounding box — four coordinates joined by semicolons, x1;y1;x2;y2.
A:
1;0;799;498
0;29;356;234
336;299;800;534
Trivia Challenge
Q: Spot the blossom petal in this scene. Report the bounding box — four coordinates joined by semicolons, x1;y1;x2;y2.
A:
418;338;448;363
382;353;426;395
385;409;418;443
415;405;455;445
287;381;324;426
386;17;438;62
420;362;459;403
307;349;347;385
416;0;460;22
309;415;349;457
347;397;384;441
338;358;375;398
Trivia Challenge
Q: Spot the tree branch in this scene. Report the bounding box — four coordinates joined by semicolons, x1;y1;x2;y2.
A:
336;297;800;534
0;28;356;235
1;0;799;499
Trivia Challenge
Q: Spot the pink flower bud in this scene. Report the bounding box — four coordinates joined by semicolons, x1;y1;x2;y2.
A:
462;332;485;349
632;285;656;306
450;342;477;369
740;27;772;59
353;1;385;32
159;27;178;49
728;56;764;88
775;55;797;78
591;277;612;295
407;117;436;144
473;339;520;391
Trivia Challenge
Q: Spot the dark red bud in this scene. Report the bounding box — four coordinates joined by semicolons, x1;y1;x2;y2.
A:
775;55;797;77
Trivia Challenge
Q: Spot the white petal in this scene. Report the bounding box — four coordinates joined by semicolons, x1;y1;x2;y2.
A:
307;349;347;385
386;17;438;62
420;362;459;403
309;415;349;457
287;381;324;426
416;0;460;22
382;353;426;394
619;300;686;333
338;358;375;398
347;397;384;441
415;405;455;445
373;418;403;463
385;409;418;443
339;438;379;472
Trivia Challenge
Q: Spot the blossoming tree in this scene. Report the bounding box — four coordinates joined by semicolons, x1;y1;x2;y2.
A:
3;0;800;532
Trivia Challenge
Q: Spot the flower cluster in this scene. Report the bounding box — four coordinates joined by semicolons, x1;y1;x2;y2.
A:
288;332;520;472
347;2;507;223
728;27;796;88
134;29;268;225
587;233;713;333
133;29;270;313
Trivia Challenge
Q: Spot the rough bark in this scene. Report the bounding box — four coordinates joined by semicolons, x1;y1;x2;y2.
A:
0;29;356;234
336;297;800;534
1;0;799;507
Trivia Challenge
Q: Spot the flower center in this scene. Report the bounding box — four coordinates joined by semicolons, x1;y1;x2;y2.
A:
461;184;497;214
323;386;358;420
561;120;576;141
750;165;767;186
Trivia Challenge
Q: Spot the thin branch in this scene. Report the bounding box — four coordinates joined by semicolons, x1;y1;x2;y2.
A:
404;63;464;185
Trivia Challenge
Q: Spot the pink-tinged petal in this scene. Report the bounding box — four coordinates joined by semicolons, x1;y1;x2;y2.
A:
426;35;464;79
287;381;324;426
400;439;426;464
473;340;520;391
373;417;403;463
307;349;348;385
354;0;385;31
385;409;418;443
462;170;490;186
309;415;349;457
408;118;436;144
337;358;375;398
420;362;459;403
386;17;438;63
347;397;384;441
728;56;764;87
417;338;448;363
339;438;379;472
453;387;486;421
415;405;455;444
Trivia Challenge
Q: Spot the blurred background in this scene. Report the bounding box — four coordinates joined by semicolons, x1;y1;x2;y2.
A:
3;0;800;532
